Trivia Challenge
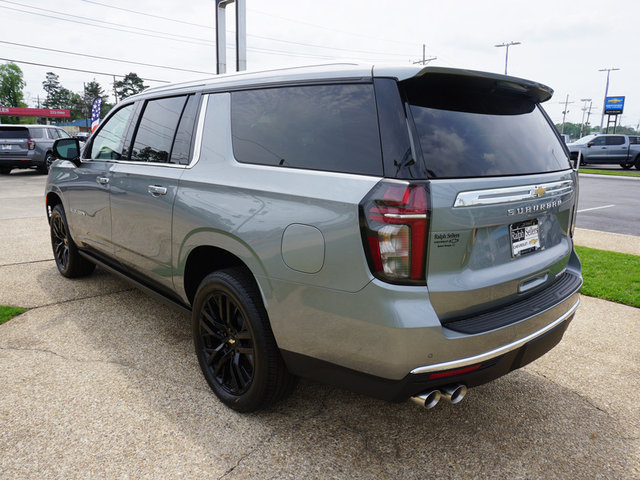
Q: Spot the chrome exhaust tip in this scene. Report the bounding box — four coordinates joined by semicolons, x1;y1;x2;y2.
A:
410;390;441;409
441;384;467;404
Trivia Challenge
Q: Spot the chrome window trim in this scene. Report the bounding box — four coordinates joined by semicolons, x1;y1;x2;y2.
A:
186;94;209;169
410;298;580;375
453;180;574;207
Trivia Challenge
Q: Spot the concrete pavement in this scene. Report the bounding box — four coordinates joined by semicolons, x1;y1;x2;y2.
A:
0;172;638;479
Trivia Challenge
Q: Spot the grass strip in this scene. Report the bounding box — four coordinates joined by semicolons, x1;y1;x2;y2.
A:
579;168;640;177
0;305;28;325
575;246;640;308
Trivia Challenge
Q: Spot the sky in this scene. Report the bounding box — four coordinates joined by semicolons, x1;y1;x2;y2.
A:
1;0;638;132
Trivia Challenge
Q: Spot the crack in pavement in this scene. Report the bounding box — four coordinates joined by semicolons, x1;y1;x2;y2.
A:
0;258;54;267
0;345;212;395
17;288;137;310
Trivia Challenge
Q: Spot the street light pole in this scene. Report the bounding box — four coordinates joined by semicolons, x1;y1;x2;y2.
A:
579;98;591;138
598;67;620;132
495;41;521;75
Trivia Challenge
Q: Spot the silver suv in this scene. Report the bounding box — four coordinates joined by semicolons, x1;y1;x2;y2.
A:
0;124;71;174
45;64;582;412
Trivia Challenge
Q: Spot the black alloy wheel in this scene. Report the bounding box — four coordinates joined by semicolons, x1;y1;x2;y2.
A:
45;153;56;172
51;211;70;271
200;290;256;396
192;268;296;412
49;205;96;278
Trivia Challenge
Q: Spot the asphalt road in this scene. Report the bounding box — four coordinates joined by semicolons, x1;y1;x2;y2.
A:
0;169;638;479
577;172;640;236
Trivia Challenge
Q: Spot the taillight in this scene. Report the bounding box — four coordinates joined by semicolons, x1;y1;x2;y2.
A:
359;180;430;285
27;139;35;150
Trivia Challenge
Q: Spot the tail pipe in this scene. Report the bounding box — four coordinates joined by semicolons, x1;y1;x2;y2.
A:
410;384;467;409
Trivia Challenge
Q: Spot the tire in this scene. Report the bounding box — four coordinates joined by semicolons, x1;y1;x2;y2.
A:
0;167;11;175
38;152;55;174
50;204;96;278
192;267;296;412
620;162;633;170
635;156;640;170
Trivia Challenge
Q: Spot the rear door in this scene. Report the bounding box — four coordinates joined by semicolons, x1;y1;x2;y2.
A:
0;126;29;159
604;135;628;163
110;94;199;291
396;71;577;321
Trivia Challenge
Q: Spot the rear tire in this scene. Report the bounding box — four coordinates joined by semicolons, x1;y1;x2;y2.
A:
192;267;296;412
620;162;633;170
50;205;96;278
635;156;640;170
0;167;11;175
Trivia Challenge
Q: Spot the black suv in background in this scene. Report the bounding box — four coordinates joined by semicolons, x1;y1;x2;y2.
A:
0;124;71;174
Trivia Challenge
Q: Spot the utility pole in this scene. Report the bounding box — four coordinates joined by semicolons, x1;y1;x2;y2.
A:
113;75;118;105
561;94;574;134
413;44;437;65
495;41;521;75
579;98;591;138
215;0;247;74
598;67;620;132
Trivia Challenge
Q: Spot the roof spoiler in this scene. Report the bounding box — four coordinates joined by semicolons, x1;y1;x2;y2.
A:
401;66;554;103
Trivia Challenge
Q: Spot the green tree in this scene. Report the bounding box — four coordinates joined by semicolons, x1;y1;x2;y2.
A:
0;62;27;123
114;72;147;100
42;72;62;109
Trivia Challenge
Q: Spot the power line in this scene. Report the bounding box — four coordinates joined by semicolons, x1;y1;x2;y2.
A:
81;0;211;29
81;0;417;50
0;40;215;75
0;57;170;83
0;3;405;62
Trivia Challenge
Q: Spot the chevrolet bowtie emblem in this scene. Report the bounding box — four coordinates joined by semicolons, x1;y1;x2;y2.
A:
533;186;546;198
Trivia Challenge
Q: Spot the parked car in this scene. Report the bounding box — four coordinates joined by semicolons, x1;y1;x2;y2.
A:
567;133;640;169
45;64;582;412
0;124;71;174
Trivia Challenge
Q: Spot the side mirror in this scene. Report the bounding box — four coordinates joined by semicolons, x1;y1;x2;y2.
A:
586;142;594;148
52;138;82;167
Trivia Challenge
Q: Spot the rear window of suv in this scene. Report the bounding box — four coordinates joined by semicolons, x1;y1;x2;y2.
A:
0;127;29;139
402;76;570;178
230;84;382;176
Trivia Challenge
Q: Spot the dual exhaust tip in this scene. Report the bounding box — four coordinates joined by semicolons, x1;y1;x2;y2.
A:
411;384;467;409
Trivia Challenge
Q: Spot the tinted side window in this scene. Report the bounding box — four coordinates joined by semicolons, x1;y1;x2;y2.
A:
591;137;606;146
29;128;46;139
231;84;382;176
90;104;134;160
47;129;60;139
606;136;625;146
130;96;187;163
57;129;70;138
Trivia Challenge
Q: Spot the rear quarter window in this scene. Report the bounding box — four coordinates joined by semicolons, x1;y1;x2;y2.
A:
230;84;382;176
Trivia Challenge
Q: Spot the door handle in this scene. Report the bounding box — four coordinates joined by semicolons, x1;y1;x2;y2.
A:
96;176;109;185
148;185;168;196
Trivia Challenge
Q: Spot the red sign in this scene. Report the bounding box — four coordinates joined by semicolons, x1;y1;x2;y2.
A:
0;106;70;118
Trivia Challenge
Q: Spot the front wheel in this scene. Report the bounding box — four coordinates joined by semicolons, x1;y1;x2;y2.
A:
192;268;296;412
620;162;633;170
0;167;11;175
50;205;96;278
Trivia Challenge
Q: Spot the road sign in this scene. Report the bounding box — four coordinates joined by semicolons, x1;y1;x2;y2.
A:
604;96;625;115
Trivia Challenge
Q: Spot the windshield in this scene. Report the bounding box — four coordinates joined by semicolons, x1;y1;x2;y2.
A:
572;135;598;145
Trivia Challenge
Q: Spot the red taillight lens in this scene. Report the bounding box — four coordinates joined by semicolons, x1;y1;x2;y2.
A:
27;139;35;150
359;181;430;284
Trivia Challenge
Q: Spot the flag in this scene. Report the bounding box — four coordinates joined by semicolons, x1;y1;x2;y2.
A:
90;97;102;133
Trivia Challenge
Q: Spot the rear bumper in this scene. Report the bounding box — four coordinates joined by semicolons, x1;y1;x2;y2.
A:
0;154;41;168
282;305;575;402
273;250;582;402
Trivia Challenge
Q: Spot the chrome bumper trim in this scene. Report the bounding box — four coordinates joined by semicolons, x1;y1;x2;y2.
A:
410;298;580;375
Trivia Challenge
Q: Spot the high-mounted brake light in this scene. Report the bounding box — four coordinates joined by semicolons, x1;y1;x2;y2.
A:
359;181;430;285
27;139;35;150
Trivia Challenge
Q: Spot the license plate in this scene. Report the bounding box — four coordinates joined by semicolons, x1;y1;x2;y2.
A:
510;219;540;257
1;145;11;150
